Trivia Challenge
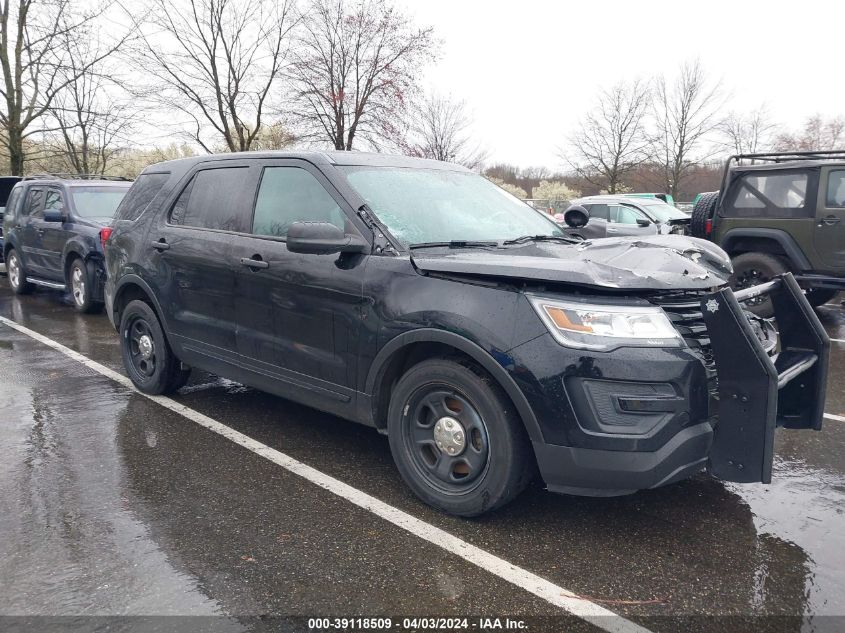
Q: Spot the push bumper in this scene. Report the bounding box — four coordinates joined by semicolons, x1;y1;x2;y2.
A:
534;273;829;495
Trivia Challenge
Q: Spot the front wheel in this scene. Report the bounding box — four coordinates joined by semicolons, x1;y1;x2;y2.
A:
387;358;534;517
120;299;191;394
6;248;33;295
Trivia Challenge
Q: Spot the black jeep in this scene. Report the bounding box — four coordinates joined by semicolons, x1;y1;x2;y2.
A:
104;152;829;516
2;175;132;312
691;150;845;316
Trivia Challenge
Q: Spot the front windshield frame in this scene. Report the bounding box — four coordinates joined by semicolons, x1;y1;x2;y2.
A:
338;165;564;250
70;186;130;219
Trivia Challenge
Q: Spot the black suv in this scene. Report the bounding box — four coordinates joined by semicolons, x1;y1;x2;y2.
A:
104;152;829;516
3;175;132;312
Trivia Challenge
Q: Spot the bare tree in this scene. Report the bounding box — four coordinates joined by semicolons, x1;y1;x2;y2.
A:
291;0;438;151
0;0;128;175
652;60;724;199
719;106;778;155
130;0;295;153
564;79;651;194
37;35;136;175
403;92;487;169
774;114;845;151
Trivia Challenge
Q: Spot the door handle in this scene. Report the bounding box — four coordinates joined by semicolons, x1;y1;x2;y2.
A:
152;239;170;251
240;256;269;270
820;215;841;226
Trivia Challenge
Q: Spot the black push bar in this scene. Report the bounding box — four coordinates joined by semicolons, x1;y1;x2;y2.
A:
700;273;830;484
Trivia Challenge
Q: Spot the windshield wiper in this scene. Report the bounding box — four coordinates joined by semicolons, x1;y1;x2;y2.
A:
502;234;579;245
408;240;499;250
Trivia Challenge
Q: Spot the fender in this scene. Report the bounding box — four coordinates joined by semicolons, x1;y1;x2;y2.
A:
61;235;99;266
365;328;544;442
112;273;170;333
719;228;812;272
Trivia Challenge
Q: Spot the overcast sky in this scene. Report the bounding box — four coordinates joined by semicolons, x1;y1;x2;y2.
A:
394;0;845;169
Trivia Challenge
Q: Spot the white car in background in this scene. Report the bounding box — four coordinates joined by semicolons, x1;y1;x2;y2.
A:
557;194;691;240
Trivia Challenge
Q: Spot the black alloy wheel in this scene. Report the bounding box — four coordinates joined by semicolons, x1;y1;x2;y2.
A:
402;387;490;494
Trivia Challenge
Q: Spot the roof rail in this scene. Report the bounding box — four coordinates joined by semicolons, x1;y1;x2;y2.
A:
730;149;845;165
21;173;131;181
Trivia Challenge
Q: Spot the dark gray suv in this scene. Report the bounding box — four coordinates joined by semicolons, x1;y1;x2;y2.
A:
3;175;131;312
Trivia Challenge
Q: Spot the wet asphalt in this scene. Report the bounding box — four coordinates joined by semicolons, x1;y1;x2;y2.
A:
0;282;844;633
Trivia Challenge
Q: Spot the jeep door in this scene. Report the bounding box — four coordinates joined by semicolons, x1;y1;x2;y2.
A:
39;187;71;279
817;167;845;269
229;159;369;413
149;162;258;368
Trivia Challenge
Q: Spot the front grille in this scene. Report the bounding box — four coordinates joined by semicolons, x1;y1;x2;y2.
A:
648;291;718;391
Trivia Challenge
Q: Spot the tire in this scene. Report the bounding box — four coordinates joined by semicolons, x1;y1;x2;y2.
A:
68;258;103;314
804;288;838;308
690;191;719;238
387;357;534;517
120;299;191;394
6;248;33;295
729;252;789;317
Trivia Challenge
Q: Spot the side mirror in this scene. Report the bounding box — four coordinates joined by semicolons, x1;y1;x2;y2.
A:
43;208;64;223
286;221;369;255
636;218;652;227
563;205;590;228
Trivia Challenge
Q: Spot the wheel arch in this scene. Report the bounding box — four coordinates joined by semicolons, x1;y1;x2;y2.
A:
365;329;543;443
720;228;812;272
111;274;168;334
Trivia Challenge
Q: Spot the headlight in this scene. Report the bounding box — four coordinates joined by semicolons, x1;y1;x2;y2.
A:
527;297;681;351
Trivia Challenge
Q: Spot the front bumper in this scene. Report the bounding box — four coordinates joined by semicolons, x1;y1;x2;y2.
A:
531;273;829;495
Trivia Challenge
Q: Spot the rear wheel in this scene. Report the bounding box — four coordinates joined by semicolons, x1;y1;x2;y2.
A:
120;299;190;394
690;191;719;238
804;288;838;308
68;258;103;314
729;252;789;317
387;357;533;517
6;248;33;295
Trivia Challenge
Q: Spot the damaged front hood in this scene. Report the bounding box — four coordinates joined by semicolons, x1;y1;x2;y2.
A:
411;235;733;290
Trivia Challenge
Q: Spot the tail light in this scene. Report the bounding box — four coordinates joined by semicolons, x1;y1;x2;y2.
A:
705;219;713;235
99;227;113;250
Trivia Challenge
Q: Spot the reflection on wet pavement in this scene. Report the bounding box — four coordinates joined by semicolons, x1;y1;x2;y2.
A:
0;286;844;629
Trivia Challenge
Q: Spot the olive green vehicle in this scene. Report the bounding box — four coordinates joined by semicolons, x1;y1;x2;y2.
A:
691;150;845;316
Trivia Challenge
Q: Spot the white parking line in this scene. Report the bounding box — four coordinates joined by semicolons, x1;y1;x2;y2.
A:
0;315;651;633
825;413;845;423
831;338;845;344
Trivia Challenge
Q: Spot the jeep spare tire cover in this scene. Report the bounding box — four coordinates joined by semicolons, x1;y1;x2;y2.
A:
691;191;719;238
563;205;589;228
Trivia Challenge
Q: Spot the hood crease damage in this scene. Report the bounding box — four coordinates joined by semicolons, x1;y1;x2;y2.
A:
411;235;732;291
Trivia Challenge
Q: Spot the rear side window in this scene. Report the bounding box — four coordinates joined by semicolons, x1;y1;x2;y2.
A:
586;203;609;220
826;170;845;208
725;171;812;218
169;167;250;233
24;188;44;218
252;167;345;238
116;173;169;221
